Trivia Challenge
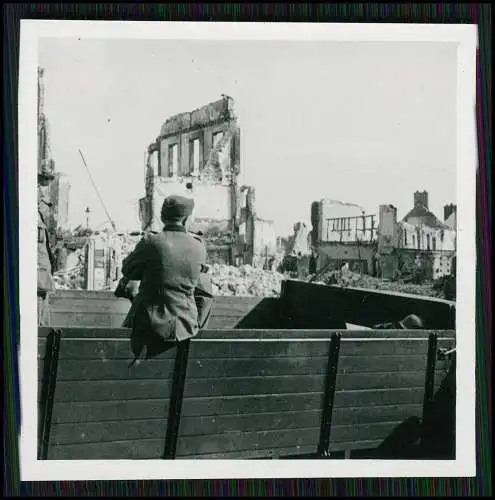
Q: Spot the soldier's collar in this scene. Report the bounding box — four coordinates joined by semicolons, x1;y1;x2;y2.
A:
163;225;187;233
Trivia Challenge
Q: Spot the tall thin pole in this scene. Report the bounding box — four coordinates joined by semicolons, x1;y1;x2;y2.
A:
78;149;116;231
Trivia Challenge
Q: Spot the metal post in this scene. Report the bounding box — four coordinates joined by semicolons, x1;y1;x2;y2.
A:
318;333;342;457
163;339;191;459
420;332;438;446
38;328;62;460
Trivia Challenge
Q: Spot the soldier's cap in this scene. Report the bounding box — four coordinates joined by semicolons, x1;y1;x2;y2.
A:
399;314;424;330
161;195;194;221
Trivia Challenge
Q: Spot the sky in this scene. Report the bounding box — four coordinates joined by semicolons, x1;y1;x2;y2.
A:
38;38;458;236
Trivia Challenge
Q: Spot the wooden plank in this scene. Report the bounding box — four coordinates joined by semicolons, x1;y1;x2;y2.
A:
52;399;171;424
46;293;277;327
55;398;421;427
205;317;243;329
211;297;264;317
48;440;318;460
175;427;320;457
56;359;177;381
50;418;167;446
182;393;325;418
41;327;453;340
57;339;176;360
182;375;328;398
178;445;318;460
50;313;243;329
333;388;425;408
48;298;130;315
338;355;429;373
187;356;329;378
190;372;426;400
54;379;174;402
330;421;404;445
188;340;331;359
328;439;383;453
49;313;268;330
49;312;119;328
335;371;427;392
178;410;322;438
196;329;449;340
42;327;131;340
338;339;429;357
48;290;120;299
48;438;164;460
331;403;423;427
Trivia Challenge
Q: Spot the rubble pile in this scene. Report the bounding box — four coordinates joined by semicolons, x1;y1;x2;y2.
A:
53;232;287;297
208;264;285;297
309;270;447;299
53;248;86;290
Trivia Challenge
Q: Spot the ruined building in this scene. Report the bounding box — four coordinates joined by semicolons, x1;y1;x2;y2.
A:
38;67;71;245
48;173;71;237
139;96;276;266
310;191;456;281
311;199;378;275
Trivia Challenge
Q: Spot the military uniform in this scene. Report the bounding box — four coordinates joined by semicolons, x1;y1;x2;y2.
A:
37;172;56;326
121;196;208;360
117;231;214;330
189;230;214;329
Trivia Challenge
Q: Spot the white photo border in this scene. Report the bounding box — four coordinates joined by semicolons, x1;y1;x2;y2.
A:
19;20;478;481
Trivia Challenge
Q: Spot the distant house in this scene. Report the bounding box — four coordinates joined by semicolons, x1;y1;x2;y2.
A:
399;191;456;253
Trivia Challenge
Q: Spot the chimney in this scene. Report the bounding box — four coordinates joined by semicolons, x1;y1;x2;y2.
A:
414;190;429;209
378;204;398;253
444;203;456;221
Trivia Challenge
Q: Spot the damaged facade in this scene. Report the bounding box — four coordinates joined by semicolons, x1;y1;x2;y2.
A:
311;191;456;281
38;67;71;245
139;96;276;266
311;199;378;275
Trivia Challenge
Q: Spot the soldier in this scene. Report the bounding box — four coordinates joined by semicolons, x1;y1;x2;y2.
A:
37;164;56;326
117;234;213;330
121;195;208;360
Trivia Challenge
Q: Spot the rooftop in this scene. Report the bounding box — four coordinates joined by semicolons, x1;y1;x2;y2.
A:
402;203;450;229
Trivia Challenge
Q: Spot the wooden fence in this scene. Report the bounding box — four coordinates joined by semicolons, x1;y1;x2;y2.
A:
38;327;455;460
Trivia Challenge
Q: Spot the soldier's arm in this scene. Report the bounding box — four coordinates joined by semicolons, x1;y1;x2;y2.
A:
122;236;151;280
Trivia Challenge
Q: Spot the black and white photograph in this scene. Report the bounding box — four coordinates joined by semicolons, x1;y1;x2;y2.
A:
20;21;477;480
